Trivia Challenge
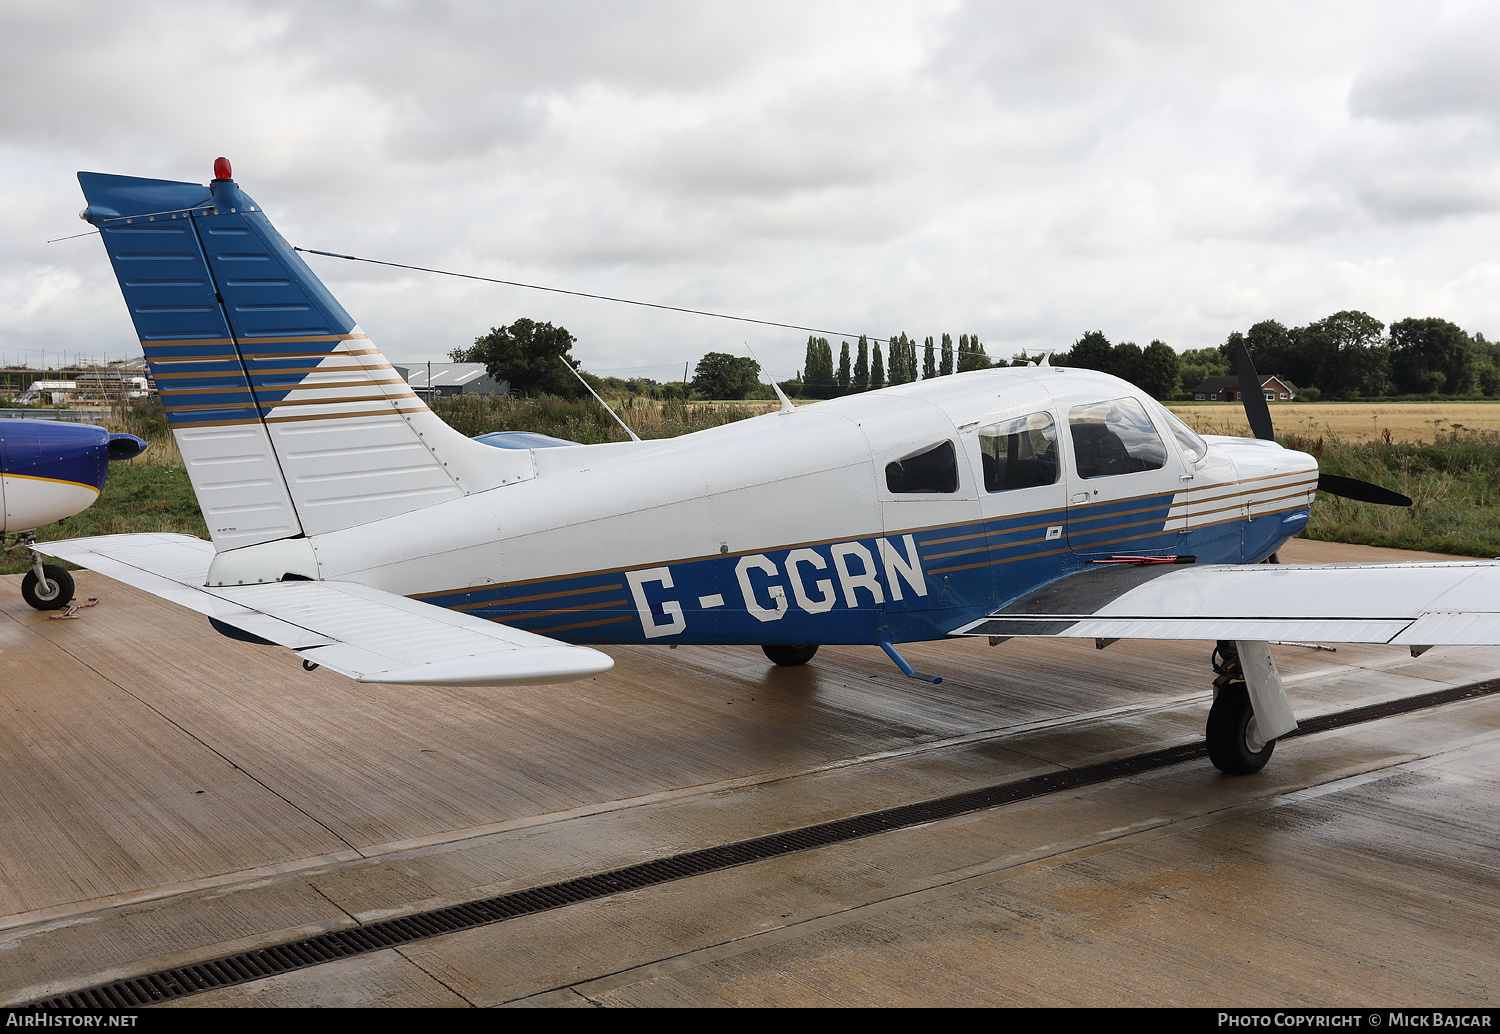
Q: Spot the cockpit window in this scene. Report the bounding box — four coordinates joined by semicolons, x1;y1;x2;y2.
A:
886;440;959;494
979;412;1058;492
1149;401;1209;464
1069;397;1168;479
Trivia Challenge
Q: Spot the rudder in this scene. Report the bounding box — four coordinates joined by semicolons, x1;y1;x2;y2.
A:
80;162;517;552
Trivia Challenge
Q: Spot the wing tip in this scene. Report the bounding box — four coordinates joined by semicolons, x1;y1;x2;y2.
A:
345;646;616;687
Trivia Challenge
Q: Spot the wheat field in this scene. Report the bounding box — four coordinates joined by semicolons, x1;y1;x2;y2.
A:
1166;402;1500;443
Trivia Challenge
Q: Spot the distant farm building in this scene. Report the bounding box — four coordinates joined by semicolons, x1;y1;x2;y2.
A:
393;362;510;399
75;366;150;402
1193;375;1298;402
16;381;76;405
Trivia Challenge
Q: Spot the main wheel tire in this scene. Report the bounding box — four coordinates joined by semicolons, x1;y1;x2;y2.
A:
22;565;74;611
762;644;818;667
1206;682;1275;775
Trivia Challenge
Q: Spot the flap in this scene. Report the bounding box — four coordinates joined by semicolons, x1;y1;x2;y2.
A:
954;560;1500;645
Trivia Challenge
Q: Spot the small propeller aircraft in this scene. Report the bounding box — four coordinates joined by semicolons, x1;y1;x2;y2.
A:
53;159;1500;776
2;419;146;609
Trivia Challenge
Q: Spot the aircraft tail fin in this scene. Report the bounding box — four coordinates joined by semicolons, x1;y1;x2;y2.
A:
78;161;521;552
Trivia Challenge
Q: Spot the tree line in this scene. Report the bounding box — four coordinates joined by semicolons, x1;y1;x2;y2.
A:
450;312;1499;404
1220;312;1500;400
793;333;995;399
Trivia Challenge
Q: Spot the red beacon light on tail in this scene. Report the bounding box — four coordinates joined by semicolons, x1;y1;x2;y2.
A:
213;157;232;181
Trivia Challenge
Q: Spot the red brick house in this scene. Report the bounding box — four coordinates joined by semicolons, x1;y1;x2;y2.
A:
1193;375;1298;402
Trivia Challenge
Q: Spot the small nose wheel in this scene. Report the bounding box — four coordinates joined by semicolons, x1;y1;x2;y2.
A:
22;564;74;611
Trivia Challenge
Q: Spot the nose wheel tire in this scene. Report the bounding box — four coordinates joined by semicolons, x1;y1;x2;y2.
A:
22;565;74;611
762;644;819;667
1206;682;1275;775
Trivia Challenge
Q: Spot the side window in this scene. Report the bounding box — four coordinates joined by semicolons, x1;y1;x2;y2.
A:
1148;400;1208;464
979;412;1058;492
886;440;959;494
1069;397;1168;479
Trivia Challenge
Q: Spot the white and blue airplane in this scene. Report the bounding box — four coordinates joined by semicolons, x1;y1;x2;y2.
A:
50;158;1500;775
2;418;146;609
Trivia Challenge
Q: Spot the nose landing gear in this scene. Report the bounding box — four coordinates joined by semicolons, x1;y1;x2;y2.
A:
7;534;75;611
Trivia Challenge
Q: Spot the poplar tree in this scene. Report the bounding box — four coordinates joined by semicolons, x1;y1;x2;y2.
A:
838;341;851;394
802;336;838;398
871;343;885;390
854;336;869;392
957;334;993;372
940;333;954;376
923;336;936;379
887;333;908;384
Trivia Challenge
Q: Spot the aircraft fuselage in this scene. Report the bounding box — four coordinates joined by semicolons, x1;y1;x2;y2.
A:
308;366;1318;647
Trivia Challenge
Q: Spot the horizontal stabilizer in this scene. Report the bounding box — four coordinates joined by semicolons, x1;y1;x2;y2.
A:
954;560;1500;646
41;534;614;686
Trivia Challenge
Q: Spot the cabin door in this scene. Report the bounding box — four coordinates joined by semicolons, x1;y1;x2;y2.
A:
1062;396;1188;558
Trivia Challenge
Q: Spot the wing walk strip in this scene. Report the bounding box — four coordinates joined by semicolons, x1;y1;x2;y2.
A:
31;678;1500;1010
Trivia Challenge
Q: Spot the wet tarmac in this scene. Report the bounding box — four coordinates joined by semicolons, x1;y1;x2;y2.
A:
0;539;1496;1007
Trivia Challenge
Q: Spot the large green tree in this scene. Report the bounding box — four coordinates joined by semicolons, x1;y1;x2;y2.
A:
1232;312;1388;398
1390;317;1476;396
1067;330;1112;371
1137;340;1181;400
691;353;762;399
1109;341;1144;385
454;318;582;398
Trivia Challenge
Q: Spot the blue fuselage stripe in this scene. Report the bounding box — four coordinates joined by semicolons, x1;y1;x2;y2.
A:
412;497;1299;648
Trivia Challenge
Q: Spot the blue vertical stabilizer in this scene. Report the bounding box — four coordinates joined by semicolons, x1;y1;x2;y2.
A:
79;162;521;549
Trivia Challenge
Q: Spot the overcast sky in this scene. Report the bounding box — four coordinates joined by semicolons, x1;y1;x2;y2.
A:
4;0;1500;382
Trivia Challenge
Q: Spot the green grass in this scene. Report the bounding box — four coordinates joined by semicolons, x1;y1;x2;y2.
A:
1291;428;1500;557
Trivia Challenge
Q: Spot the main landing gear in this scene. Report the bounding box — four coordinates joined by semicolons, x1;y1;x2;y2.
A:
1207;641;1277;774
762;644;819;666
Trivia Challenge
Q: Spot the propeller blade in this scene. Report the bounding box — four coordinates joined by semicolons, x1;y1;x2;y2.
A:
1233;337;1276;441
1317;473;1413;507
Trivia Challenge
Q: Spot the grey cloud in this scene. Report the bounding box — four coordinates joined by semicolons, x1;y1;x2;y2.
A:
7;0;1500;377
1350;5;1500;126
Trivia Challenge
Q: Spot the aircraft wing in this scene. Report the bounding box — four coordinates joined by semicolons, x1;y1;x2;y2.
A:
952;560;1500;646
39;534;614;686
